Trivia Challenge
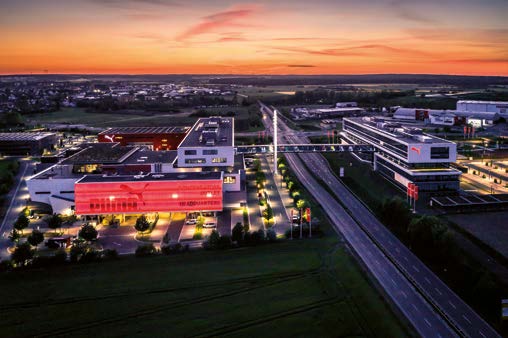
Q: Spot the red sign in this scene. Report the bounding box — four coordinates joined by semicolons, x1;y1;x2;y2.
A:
74;179;223;215
410;146;421;155
414;185;419;201
306;208;311;222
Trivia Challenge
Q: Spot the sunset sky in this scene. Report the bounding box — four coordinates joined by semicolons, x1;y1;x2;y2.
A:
1;0;508;75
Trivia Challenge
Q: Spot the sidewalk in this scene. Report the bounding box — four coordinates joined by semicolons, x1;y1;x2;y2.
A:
260;156;291;235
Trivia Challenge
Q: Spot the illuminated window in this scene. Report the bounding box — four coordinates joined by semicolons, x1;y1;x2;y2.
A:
185;158;206;164
184;150;197;155
224;176;236;184
212;157;227;163
203;149;218;155
161;139;168;142
116;136;123;140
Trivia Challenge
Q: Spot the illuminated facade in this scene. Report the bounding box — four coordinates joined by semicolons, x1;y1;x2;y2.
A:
342;117;461;192
98;127;189;151
75;173;223;215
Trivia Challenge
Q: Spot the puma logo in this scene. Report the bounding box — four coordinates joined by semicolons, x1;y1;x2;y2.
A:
105;135;115;142
410;146;421;155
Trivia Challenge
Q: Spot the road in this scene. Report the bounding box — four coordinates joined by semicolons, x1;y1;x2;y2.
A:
260;102;500;338
0;158;34;260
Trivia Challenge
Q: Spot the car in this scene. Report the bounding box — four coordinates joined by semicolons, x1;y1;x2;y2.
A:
185;219;197;225
203;222;216;228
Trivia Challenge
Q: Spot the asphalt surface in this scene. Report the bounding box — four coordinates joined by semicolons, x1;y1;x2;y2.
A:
259;102;500;338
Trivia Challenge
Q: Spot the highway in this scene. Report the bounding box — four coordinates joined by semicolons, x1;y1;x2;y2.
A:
259;102;500;338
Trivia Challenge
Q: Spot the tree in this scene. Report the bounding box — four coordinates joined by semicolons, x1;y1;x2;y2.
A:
14;214;30;235
232;222;244;243
45;214;63;233
379;197;413;238
296;199;306;210
263;203;274;221
27;230;44;248
8;229;20;243
408;216;448;257
135;215;150;233
79;224;98;242
207;230;221;250
266;228;277;242
11;242;35;266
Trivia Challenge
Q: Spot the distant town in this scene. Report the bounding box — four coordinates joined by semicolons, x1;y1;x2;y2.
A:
1;74;507;337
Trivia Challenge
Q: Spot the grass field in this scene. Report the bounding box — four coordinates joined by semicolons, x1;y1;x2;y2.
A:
0;237;409;337
323;153;403;211
26;107;261;129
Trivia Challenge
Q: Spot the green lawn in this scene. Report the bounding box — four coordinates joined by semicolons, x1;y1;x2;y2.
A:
323;153;403;211
0;238;409;337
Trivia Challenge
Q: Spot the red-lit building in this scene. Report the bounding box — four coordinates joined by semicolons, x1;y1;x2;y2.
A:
74;172;223;215
98;127;189;151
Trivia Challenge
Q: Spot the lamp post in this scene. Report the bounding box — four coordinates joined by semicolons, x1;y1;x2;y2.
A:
273;109;278;175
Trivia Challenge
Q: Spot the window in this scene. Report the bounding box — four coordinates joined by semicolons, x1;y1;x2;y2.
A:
185;158;206;164
60;190;74;194
224;176;236;184
212;157;227;163
203;149;218;155
431;147;449;159
35;191;50;194
184;150;197;155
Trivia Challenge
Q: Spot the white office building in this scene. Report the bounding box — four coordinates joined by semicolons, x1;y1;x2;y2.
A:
457;100;508;118
342;117;461;192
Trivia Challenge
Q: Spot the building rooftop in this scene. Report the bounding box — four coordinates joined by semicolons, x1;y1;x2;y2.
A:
99;126;189;135
457;100;508;105
61;143;138;165
179;116;233;148
122;149;177;165
0;132;56;141
345;117;453;145
76;171;222;184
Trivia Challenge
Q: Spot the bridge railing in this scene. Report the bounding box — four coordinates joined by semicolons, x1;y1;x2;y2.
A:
235;144;375;154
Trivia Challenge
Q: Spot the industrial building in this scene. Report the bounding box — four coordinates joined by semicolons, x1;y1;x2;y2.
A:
98;126;189;151
27;117;243;216
457;100;508;118
393;107;499;127
0;132;58;156
342;117;461;192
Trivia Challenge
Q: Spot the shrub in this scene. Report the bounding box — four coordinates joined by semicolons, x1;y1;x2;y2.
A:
135;243;158;257
232;222;244;243
27;230;45;247
161;243;184;255
135;215;150;233
79;224;98;242
103;249;119;259
11;242;35;266
482;174;486;179
81;248;102;263
70;245;86;263
53;249;68;263
218;235;232;249
266;229;277;242
0;259;13;271
250;229;266;245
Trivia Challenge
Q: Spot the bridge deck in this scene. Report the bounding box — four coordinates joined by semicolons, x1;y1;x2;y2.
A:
235;144;374;154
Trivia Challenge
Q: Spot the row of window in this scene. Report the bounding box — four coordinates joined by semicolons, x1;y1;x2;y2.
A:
184;149;219;156
35;190;74;195
184;157;228;164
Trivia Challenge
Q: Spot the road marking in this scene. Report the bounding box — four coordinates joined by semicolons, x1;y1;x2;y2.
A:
403;256;409;262
412;265;420;272
448;301;456;309
434;287;443;296
424;277;431;284
400;291;407;298
395;247;400;253
390;277;397;286
479;330;487;338
462;314;471;324
412;303;419;312
424;318;432;327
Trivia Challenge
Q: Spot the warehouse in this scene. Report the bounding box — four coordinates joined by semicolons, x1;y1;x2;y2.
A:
0;132;58;156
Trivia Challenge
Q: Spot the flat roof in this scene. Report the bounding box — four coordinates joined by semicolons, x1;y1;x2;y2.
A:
345;117;453;145
121;150;177;165
99;126;189;135
0;132;56;141
76;171;222;184
458;100;508;105
61;143;138;165
179;117;233;148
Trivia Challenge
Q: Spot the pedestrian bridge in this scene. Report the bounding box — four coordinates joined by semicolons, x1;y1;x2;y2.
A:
235;144;375;154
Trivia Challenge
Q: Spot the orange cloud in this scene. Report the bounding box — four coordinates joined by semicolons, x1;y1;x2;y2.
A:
176;4;260;41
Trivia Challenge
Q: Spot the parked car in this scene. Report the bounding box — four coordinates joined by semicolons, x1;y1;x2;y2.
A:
203;222;216;228
185;219;197;225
